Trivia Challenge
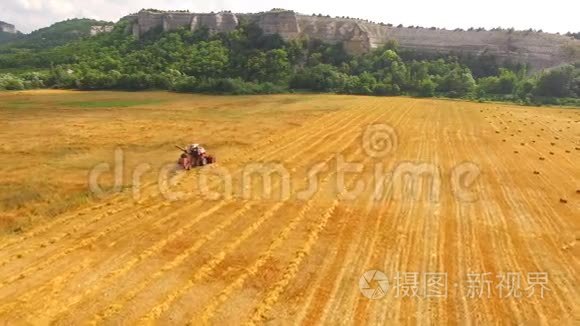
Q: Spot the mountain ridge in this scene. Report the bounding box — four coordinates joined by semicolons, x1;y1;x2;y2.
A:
0;18;112;50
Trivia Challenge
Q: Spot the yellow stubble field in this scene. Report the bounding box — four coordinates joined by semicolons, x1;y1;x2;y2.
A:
0;90;578;324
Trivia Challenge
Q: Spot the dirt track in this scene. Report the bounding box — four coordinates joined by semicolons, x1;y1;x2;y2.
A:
0;94;578;324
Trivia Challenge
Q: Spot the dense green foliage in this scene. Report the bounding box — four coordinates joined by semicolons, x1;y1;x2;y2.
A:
0;20;578;105
0;31;21;45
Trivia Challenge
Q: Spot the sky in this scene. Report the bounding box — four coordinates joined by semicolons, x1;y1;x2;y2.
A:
1;0;579;34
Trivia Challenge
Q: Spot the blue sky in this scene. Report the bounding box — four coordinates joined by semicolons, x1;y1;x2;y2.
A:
2;0;579;34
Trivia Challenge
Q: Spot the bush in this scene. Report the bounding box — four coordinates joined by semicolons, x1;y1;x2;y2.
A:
47;67;77;88
211;78;258;94
375;82;401;96
75;69;120;90
117;73;152;90
21;72;47;89
172;76;198;92
172;77;286;95
437;68;476;97
417;78;436;97
290;64;349;92
0;74;25;90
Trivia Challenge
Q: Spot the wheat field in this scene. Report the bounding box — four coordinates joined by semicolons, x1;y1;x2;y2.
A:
0;90;578;324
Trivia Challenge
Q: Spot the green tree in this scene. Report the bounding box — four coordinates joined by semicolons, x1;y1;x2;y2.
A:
535;65;576;97
182;41;229;78
497;68;518;94
246;49;290;83
291;64;347;91
438;67;476;97
417;78;436;97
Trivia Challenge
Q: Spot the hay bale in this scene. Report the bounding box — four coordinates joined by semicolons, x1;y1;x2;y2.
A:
560;199;568;204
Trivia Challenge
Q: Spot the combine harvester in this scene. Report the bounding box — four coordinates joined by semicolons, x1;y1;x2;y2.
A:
176;144;216;170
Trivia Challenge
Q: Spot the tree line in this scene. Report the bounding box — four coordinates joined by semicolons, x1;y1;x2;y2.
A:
0;20;578;105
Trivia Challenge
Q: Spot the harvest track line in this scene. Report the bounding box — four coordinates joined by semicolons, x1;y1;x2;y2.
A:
246;152;380;324
0;106;360;275
83;106;376;323
1;96;577;324
0;105;354;255
0;104;369;320
295;101;415;324
195;106;391;324
137;105;386;323
479;121;577;316
246;101;416;324
310;101;416;324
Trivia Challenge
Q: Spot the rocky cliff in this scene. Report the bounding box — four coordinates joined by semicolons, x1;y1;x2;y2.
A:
122;9;580;70
127;10;238;37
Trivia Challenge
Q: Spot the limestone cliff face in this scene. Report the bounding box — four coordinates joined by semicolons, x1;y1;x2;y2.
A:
257;10;301;39
123;9;579;70
124;11;238;37
357;22;580;70
296;16;372;54
191;13;238;34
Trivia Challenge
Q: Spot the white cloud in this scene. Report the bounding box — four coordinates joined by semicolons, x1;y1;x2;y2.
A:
0;0;578;34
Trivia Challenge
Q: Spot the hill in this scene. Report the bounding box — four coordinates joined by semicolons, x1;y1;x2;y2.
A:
0;18;112;52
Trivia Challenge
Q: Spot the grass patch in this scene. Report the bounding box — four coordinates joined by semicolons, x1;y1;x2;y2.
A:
60;99;165;108
0;183;44;211
0;100;41;109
